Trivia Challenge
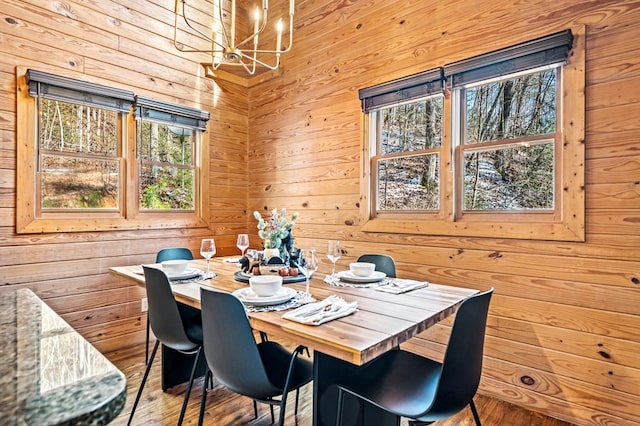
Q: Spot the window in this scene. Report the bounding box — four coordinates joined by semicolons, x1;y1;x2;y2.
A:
16;69;210;233
458;66;558;212
39;98;122;210
134;96;209;213
26;69;132;215
374;95;444;212
359;29;585;241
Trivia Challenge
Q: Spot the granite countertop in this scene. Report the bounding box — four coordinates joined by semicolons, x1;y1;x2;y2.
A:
0;289;126;425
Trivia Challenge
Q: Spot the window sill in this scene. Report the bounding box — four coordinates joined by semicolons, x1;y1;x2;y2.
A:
361;216;584;242
16;215;209;234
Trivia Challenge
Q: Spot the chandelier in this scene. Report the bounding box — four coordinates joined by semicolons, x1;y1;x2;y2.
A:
173;0;295;76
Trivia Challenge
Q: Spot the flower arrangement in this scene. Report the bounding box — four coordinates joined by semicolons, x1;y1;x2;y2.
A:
253;208;299;249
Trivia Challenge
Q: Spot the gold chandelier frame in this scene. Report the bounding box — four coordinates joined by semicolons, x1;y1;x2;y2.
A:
173;0;295;76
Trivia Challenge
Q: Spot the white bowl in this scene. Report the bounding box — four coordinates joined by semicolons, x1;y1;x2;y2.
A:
349;262;376;277
249;275;283;297
161;259;189;275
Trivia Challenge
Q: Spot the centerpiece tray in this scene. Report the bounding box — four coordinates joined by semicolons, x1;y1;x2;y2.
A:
233;270;309;284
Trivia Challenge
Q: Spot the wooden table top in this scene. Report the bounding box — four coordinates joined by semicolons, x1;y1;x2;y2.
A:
109;257;478;365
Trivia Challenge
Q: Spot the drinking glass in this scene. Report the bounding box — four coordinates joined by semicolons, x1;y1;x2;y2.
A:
326;240;341;279
200;238;216;278
300;248;318;297
236;234;249;257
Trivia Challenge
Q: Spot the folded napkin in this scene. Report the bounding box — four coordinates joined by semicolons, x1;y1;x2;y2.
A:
283;295;358;325
375;279;429;294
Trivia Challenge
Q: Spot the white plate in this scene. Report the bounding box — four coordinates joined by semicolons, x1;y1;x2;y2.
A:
337;270;386;283
166;268;202;280
232;287;297;306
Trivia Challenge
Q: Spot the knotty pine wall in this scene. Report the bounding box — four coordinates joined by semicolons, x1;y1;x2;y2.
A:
245;1;640;425
0;0;248;351
0;0;639;425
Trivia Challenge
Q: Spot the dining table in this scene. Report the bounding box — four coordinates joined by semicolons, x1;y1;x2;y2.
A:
109;256;478;426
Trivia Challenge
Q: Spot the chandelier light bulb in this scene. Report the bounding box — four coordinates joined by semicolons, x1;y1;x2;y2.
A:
173;0;295;76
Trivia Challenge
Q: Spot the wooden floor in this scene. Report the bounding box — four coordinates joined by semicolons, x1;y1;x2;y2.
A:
105;344;575;426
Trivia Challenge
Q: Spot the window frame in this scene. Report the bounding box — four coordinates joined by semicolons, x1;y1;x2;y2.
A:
453;64;562;218
132;95;210;218
16;67;210;233
36;97;126;214
359;28;585;241
136;119;197;212
370;93;445;215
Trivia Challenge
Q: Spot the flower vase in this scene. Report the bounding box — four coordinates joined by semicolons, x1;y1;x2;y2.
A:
263;248;280;261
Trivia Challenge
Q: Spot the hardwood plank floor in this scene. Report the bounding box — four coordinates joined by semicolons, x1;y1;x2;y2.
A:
105;345;575;426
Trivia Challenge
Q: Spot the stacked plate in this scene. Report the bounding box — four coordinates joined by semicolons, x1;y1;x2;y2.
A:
166;268;202;281
336;270;386;284
232;287;297;306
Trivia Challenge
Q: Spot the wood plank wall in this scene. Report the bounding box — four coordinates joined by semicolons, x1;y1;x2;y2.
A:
0;0;639;425
0;0;248;352
245;1;640;425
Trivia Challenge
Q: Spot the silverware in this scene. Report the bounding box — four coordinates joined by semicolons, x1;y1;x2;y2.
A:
301;303;333;318
310;303;354;324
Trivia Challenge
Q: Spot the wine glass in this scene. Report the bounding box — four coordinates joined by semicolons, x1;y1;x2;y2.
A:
236;234;249;257
326;240;341;280
300;248;318;297
200;238;216;278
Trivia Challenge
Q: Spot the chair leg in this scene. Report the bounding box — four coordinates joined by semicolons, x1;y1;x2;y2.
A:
335;388;345;426
177;347;202;426
470;399;482;426
128;340;160;426
278;400;285;426
145;316;150;365
198;369;211;426
253;400;258;419
277;345;305;426
294;388;300;414
270;404;275;424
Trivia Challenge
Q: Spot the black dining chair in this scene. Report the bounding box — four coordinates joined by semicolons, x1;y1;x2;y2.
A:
197;288;313;426
142;248;195;364
128;266;203;426
156;247;194;263
334;288;494;426
357;253;396;278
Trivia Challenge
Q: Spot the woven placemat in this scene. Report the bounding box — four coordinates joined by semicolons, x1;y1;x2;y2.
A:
243;291;316;313
323;275;388;288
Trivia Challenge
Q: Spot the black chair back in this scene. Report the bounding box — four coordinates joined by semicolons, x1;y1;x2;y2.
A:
357;254;397;278
427;288;493;418
199;289;280;398
156;247;194;263
143;266;199;352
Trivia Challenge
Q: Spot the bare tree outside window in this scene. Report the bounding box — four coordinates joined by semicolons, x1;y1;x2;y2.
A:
18;69;211;233
138;121;195;210
38;99;120;209
360;30;583;241
375;96;443;211
461;67;558;211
